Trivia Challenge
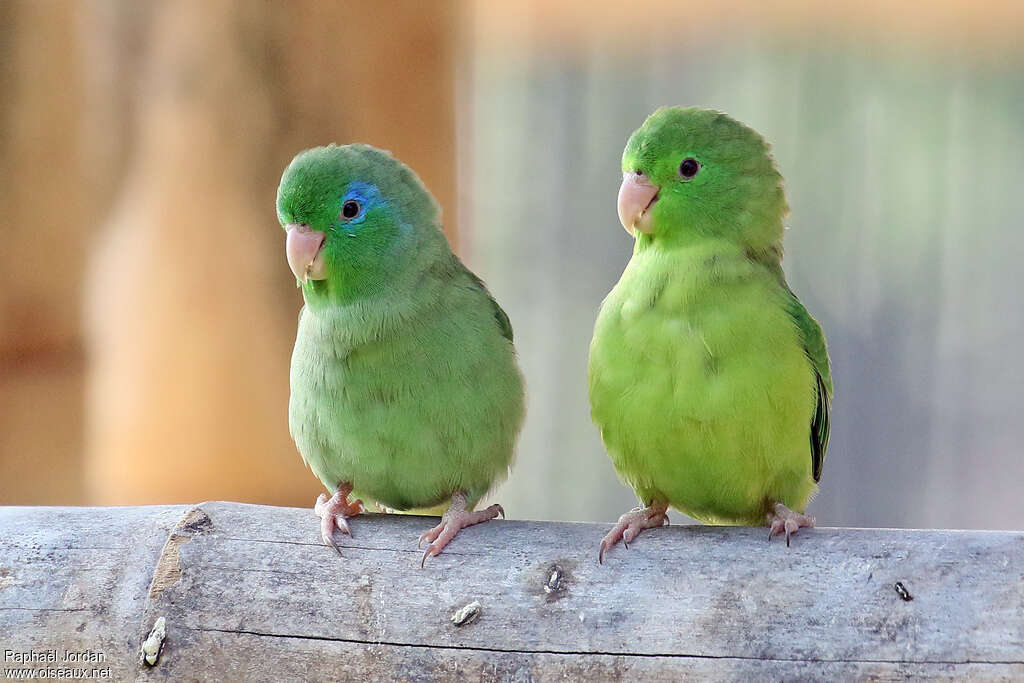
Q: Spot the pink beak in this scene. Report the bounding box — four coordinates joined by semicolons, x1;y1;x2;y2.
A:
285;224;327;282
617;170;660;235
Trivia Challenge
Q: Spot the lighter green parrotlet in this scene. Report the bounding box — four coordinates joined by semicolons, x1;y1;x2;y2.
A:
277;144;525;564
589;107;832;561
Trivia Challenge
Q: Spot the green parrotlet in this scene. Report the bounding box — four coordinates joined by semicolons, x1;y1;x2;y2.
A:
277;144;525;564
589;107;832;561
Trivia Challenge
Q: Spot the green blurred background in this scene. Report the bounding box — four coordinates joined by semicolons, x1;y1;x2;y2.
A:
2;0;1022;530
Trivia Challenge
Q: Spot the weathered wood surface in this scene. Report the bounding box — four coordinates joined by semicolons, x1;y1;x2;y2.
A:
1;503;1022;681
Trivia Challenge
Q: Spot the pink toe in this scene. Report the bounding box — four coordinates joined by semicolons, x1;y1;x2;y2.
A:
418;521;444;547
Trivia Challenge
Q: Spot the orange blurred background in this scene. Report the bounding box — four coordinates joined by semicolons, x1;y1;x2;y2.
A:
2;0;457;508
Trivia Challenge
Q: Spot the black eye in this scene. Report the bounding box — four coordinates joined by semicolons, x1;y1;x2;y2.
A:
341;200;361;219
679;158;701;179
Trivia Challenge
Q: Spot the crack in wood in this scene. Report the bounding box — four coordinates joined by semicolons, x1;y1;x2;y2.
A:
188;625;1024;666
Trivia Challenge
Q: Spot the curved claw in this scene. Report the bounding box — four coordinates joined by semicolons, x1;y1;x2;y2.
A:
598;534;624;565
325;534;342;556
784;518;800;547
766;503;814;547
421;546;436;569
417;498;503;567
320;516;343;556
315;485;362;554
597;504;669;565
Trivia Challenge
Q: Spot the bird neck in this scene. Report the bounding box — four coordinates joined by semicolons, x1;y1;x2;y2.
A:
300;274;384;310
634;226;782;261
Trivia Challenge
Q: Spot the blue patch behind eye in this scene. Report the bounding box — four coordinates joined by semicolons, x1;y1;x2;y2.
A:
340;182;386;228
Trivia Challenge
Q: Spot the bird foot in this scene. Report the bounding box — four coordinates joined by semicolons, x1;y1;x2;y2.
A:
599;503;669;564
766;502;814;547
314;483;364;553
419;493;504;567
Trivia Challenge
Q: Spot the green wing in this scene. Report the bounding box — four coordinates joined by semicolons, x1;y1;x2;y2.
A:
461;263;514;343
487;290;514;343
785;288;832;483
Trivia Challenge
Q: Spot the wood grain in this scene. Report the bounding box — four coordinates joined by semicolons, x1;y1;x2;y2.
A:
2;502;1022;681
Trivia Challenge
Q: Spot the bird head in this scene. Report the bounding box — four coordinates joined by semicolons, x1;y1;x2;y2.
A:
617;107;789;250
276;144;441;302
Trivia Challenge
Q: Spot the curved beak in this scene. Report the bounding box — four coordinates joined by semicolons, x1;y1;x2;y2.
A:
617;170;660;235
285;224;326;282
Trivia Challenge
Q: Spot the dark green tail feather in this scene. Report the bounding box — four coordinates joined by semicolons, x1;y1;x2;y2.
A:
783;289;833;483
810;371;830;482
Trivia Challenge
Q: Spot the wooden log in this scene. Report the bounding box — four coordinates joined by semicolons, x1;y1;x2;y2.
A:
1;502;1022;681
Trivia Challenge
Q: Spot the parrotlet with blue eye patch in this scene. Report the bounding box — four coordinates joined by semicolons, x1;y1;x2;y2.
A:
277;144;525;564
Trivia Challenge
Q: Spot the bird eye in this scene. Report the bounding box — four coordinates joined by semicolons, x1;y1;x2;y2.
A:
341;200;361;220
678;158;701;179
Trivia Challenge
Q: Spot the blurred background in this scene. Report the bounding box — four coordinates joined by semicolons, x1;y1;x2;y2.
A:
1;0;1022;530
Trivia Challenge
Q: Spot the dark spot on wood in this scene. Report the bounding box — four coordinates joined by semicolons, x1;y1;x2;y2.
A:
894;581;914;601
178;507;213;535
533;559;575;603
545;566;561;590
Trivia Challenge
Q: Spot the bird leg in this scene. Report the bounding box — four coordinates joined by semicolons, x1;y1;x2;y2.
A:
419;492;504;567
314;482;364;553
599;502;670;564
766;502;814;547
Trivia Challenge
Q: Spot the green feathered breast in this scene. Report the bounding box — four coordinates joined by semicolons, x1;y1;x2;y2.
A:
290;254;524;512
589;240;822;524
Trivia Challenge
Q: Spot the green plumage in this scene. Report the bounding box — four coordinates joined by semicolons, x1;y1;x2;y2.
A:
279;145;524;512
589;107;832;525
